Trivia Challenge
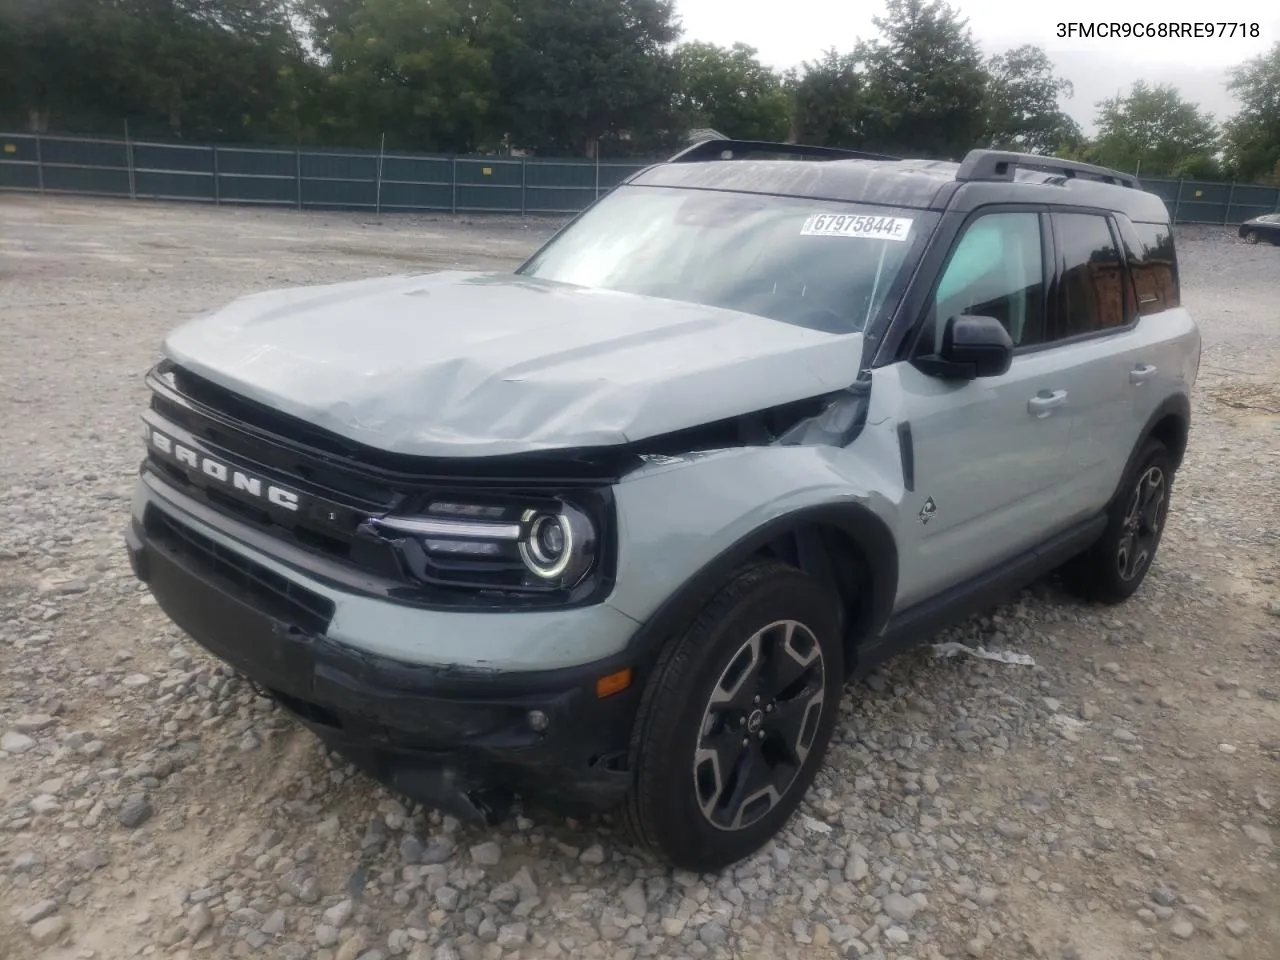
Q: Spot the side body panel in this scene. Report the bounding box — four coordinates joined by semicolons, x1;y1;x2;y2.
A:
861;358;1074;611
1051;308;1199;518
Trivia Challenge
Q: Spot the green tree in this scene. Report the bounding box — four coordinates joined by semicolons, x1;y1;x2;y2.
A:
1221;42;1280;184
1085;80;1220;177
670;41;789;142
787;48;865;147
314;0;506;153
0;0;308;140
858;0;987;158
491;0;681;157
983;45;1082;154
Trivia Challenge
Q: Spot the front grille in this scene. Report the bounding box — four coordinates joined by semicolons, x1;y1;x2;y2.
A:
145;506;335;635
142;360;618;609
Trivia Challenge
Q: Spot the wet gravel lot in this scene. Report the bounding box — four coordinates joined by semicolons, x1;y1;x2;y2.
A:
1;195;1277;960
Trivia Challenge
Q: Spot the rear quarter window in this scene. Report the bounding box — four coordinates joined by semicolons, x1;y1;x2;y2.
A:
1123;220;1180;313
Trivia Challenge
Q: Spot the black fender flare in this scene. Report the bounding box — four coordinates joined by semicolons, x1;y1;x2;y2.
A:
619;501;899;676
1111;393;1191;506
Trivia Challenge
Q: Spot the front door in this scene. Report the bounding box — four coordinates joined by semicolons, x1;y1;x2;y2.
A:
874;208;1080;609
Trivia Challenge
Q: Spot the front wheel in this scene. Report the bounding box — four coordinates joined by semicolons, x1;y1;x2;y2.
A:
622;561;844;872
1243;230;1259;244
1062;438;1174;603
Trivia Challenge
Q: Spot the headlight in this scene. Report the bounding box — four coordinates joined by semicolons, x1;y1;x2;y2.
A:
369;498;600;593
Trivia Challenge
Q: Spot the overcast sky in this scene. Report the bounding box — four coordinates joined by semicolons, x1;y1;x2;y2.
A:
675;0;1280;134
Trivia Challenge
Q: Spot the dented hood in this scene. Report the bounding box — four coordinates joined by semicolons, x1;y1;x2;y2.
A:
162;271;865;458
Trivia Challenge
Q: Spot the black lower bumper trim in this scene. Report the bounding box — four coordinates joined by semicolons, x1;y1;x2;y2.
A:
126;508;638;816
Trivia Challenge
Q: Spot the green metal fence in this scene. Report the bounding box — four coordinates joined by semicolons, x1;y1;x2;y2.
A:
2;131;1278;223
0;132;653;215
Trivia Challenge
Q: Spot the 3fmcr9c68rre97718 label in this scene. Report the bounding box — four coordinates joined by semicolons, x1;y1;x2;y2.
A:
800;213;913;242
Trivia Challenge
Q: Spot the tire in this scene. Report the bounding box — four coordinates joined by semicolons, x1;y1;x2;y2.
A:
622;560;844;872
1062;438;1175;604
1243;230;1259;244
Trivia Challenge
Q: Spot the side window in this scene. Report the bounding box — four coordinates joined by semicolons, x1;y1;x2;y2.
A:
1131;221;1180;311
1050;213;1128;341
922;211;1045;354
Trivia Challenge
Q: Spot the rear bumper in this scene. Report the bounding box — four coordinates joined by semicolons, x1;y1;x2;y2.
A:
125;483;643;822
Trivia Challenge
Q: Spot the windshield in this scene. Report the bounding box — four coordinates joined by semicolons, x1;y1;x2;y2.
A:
518;185;937;334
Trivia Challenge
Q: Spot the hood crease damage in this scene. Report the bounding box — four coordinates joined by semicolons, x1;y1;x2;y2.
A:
162;271;869;460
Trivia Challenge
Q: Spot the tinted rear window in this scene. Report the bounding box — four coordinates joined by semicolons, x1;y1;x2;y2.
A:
1126;221;1180;313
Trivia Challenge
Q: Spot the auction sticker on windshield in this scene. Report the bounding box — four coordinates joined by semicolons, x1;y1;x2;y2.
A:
801;213;913;242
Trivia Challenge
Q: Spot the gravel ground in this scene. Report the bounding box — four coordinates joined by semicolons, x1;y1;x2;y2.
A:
1;195;1277;960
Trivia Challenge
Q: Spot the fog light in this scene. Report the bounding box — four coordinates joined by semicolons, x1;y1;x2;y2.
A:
527;710;549;732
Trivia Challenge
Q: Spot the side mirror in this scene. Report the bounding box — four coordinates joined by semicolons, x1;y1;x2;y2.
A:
914;314;1013;380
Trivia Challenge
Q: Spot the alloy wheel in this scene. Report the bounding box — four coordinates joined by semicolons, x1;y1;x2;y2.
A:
692;619;826;831
1117;465;1166;582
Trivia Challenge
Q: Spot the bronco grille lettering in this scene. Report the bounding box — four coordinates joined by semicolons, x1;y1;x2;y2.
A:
147;426;301;512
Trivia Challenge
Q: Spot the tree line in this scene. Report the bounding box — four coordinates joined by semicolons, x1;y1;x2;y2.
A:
2;0;1278;183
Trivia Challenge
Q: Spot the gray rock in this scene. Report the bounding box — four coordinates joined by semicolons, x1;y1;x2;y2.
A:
1151;887;1177;907
845;854;869;883
118;793;153;828
477;917;498;942
1171;919;1194;940
14;714;56;733
496;923;528;949
399;835;424;864
262;909;286;935
1226;919;1249;937
30;794;61;815
324;899;355;928
621;879;648;918
420;837;456;865
1242;824;1273;846
884;926;910;944
316;924;339;947
29;915;68;946
20;899;59;925
71;846;110;873
881;893;918;923
279;869;321;904
580;844;606;865
2;731;36;754
187;904;214;938
436;886;460;910
699;923;728;945
469;841;501;866
995;820;1028;841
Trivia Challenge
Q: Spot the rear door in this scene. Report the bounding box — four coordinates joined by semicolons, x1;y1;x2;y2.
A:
1035;210;1183;520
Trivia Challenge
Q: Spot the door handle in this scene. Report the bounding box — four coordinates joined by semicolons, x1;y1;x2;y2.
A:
1130;364;1157;385
1027;389;1068;417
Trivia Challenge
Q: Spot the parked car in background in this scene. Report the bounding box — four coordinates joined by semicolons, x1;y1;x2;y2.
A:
1238;213;1280;244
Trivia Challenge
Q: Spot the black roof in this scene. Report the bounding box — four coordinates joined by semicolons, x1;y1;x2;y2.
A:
626;143;1171;224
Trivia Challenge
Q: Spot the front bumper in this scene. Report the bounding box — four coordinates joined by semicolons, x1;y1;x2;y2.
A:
125;478;644;823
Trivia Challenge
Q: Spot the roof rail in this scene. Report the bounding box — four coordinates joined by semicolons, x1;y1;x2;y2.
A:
668;138;899;164
955;149;1140;189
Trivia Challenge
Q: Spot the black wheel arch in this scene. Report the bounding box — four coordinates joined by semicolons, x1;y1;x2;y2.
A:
1111;393;1190;508
622;502;899;680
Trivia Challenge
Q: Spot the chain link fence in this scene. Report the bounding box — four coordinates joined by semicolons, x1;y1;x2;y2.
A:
3;131;1278;223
